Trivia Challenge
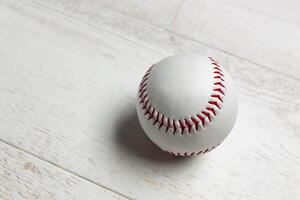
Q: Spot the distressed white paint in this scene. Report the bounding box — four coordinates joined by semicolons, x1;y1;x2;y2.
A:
0;0;299;199
0;142;127;200
96;0;300;79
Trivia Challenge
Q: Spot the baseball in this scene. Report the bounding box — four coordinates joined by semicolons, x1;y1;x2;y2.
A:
136;54;238;156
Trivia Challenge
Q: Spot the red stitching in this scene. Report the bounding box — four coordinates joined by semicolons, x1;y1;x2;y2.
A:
211;94;223;102
213;66;222;70
208;101;221;109
206;107;216;116
196;114;206;127
213;71;224;76
172;120;177;135
138;57;226;136
184;118;193;133
214;82;225;88
214;76;224;81
212;63;222;68
191;117;199;131
179;119;186;134
201;111;211;122
213;88;225;95
166;143;220;156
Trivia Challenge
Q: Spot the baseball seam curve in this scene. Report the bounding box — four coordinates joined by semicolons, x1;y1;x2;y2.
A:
138;57;226;156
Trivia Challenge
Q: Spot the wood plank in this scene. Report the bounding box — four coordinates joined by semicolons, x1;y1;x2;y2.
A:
25;0;300;79
0;0;299;199
219;0;299;23
90;0;300;79
0;141;127;200
97;0;300;27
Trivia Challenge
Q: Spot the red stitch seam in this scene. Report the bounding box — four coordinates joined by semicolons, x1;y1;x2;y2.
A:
138;57;226;135
166;143;220;156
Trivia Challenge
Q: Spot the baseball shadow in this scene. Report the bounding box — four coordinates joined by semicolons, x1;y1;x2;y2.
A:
114;104;193;163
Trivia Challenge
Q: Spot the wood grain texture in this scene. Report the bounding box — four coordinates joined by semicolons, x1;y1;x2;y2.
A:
0;141;127;200
96;0;300;79
25;0;300;80
0;0;299;199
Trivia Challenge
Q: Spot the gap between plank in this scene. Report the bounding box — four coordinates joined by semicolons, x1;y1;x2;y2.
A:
98;5;300;82
13;0;300;82
0;138;133;200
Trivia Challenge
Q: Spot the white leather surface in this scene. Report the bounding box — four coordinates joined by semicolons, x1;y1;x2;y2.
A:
137;54;238;155
146;54;213;119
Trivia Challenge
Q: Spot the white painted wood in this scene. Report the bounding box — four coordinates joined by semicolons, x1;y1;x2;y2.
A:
0;0;299;200
0;141;127;200
95;0;300;79
97;0;300;27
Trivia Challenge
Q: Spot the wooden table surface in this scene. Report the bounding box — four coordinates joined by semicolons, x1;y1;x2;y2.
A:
0;0;299;199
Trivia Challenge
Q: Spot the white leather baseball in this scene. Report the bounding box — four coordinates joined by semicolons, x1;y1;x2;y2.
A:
136;54;238;156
